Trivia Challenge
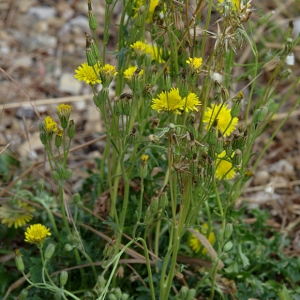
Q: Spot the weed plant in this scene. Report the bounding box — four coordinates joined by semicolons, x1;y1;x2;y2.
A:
1;0;300;299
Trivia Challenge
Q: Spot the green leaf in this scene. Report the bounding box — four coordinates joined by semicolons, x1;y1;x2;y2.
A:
278;285;291;300
30;263;43;283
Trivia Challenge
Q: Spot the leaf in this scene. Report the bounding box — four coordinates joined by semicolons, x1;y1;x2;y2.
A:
278;285;291;300
29;263;43;283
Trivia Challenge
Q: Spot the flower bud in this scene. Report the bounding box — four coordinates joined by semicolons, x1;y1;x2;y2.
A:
96;275;106;289
90;39;100;60
72;193;81;204
282;38;293;57
231;96;243;118
224;140;232;157
86;47;97;66
19;289;28;300
215;135;224;154
150;197;159;214
223;241;233;252
88;0;98;31
54;292;62;300
224;223;233;240
52;170;61;182
207;126;217;146
40;131;47;145
108;294;118;300
279;68;292;81
60;270;68;287
216;228;224;243
139;155;149;179
64;243;74;251
63;168;73;180
67;120;75;139
113;288;122;298
15;255;25;272
179;286;189;299
253;107;268;123
55;129;63;148
232;149;242;166
158;192;168;209
186;289;196;300
45;243;56;260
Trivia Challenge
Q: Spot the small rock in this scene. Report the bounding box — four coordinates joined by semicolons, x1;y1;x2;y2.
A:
28;34;57;51
253;170;270;186
269;159;294;174
28;6;57;20
33;21;49;33
69;16;89;31
19;0;36;13
59;73;82;95
16;107;35;119
75;101;87;111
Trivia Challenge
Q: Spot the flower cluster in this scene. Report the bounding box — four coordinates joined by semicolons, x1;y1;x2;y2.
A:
131;41;164;62
123;66;144;81
44;116;58;135
216;151;236;180
186;57;203;74
151;88;200;114
0;200;35;228
133;0;160;23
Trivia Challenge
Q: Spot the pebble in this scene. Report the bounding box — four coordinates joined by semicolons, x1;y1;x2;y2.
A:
16;107;35;119
59;73;82;95
28;34;58;51
253;170;270;186
28;6;57;20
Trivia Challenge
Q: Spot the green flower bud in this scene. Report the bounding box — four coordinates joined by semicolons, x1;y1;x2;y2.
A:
86;48;97;66
179;286;189;299
19;289;28;300
72;193;81;204
93;94;101;108
216;228;224;243
99;88;109;101
88;0;98;31
279;68;292;81
232;149;242;166
90;39;100;60
40;131;47;145
215;136;224;154
122;99;131;116
96;275;106;289
224;223;233;240
253;107;268;123
224;140;232;157
150;197;159;214
67;120;75;139
207;126;217;146
45;243;56;260
231;98;242;118
144;53;152;67
52;170;61;182
63;168;73;180
232;133;240;151
121;295;129;300
113;288;122;298
186;289;196;300
164;74;171;91
60;270;68;287
144;206;153;225
15;255;25;272
282;38;293;57
158;192;168;209
108;294;118;300
64;243;74;251
54;292;62;300
223;241;233;252
55;129;63;148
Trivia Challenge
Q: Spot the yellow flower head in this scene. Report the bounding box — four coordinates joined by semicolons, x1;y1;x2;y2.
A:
57;104;71;121
56;128;63;137
186;57;203;73
216;150;236;180
151;88;183;114
44;116;57;135
131;41;148;56
217;0;250;12
182;92;201;112
189;224;216;254
100;64;118;85
145;45;164;63
74;62;101;85
123;66;144;81
0;200;35;228
134;0;160;23
203;103;238;137
25;224;51;245
141;154;149;166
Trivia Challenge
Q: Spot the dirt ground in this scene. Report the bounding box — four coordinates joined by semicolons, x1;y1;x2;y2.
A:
1;0;300;258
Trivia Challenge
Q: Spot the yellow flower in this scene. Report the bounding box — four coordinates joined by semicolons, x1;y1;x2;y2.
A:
217;0;250;12
186;57;203;73
145;44;164;63
44;116;57;135
25;224;51;245
141;154;149;166
134;0;160;23
0;200;35;228
203;103;238;137
151;88;183;114
189;224;216;254
100;64;118;86
123;66;144;81
57;104;72;128
74;62;101;85
182;92;201;112
216;150;236;180
131;41;148;56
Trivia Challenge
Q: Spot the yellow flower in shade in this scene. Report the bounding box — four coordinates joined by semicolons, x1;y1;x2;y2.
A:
25;224;51;245
0;200;35;228
100;64;118;86
151;88;183;114
145;45;164;63
189;223;216;254
123;66;144;81
131;41;148;56
203;103;238;137
186;57;203;73
141;154;149;166
57;104;72;128
182;92;201;112
44;116;57;135
216;150;236;180
217;0;250;12
134;0;160;23
74;62;101;85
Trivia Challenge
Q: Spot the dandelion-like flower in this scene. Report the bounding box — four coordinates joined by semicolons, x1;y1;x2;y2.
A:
123;66;144;81
100;64;118;86
0;200;35;228
217;0;251;12
131;41;148;56
145;45;164;62
189;224;216;254
44;116;57;135
74;62;101;85
216;150;236;180
25;224;51;245
134;0;160;23
182;92;201;112
186;57;203;73
57;104;71;128
151;88;183;114
203;103;238;136
141;154;149;166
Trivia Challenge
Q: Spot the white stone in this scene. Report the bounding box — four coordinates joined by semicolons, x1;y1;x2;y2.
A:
59;73;82;95
28;6;57;20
